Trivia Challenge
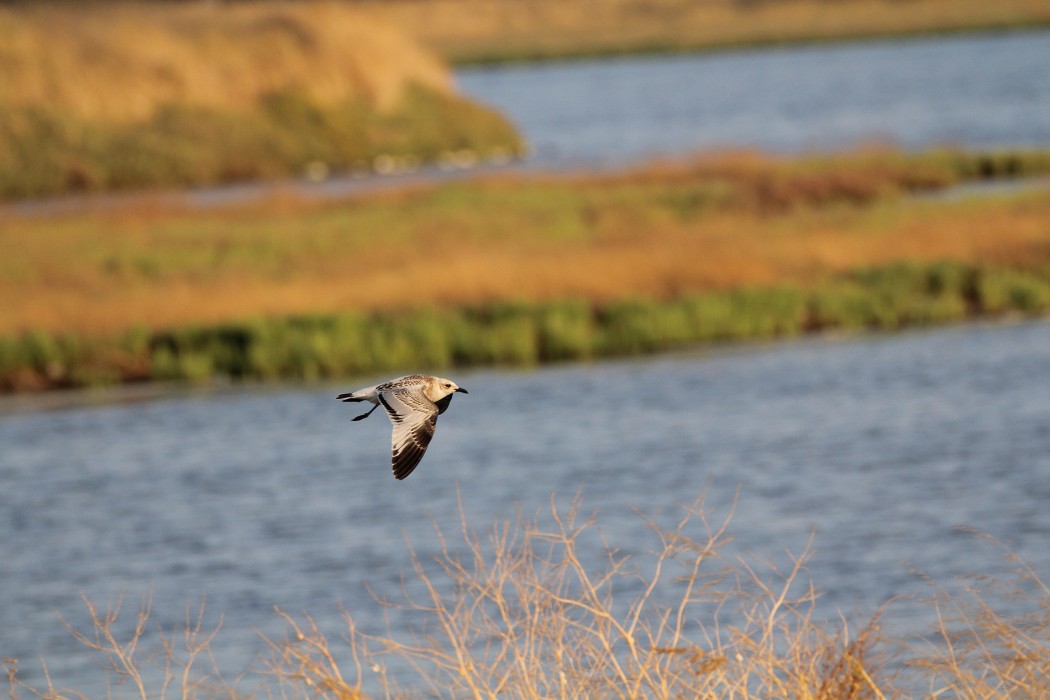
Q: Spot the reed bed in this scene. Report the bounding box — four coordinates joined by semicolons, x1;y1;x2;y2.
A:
357;0;1050;64
0;1;523;199
7;495;1049;698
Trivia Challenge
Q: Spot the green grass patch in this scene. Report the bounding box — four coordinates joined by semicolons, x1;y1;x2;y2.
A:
3;260;1048;393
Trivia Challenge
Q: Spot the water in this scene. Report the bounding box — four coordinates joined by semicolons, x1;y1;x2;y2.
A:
3;319;1050;694
457;30;1050;169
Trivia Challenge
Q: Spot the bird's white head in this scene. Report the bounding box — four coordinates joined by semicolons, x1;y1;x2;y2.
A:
426;376;468;401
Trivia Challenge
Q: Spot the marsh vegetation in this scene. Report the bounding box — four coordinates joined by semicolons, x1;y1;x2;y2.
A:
7;496;1050;698
3;148;1050;392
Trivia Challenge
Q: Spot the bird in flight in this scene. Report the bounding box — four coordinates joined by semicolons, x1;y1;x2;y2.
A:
337;374;468;480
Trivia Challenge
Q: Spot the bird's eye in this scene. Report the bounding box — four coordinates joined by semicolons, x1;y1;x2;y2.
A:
444;383;451;388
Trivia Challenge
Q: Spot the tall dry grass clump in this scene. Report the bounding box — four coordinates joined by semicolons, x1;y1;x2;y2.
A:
0;1;449;120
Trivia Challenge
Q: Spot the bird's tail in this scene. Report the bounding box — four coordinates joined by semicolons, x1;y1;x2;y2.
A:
337;390;379;421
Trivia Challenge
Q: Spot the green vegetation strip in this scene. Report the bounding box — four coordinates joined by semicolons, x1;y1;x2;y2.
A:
3;260;1049;392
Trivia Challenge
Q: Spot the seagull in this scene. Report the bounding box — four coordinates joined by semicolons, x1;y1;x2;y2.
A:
337;374;468;480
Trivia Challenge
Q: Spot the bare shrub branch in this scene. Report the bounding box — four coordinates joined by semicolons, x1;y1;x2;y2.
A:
11;494;1050;699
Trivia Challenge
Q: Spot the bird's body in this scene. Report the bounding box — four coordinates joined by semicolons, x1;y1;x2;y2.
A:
337;374;468;480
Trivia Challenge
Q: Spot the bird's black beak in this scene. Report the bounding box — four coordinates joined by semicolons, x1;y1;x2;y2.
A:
456;387;469;394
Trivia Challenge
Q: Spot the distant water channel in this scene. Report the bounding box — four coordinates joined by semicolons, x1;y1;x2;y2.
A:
10;30;1049;217
3;319;1050;694
164;30;1050;206
457;29;1050;169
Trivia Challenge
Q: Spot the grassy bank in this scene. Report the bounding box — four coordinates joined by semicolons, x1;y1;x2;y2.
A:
358;0;1050;64
2;146;1050;394
7;495;1050;697
0;1;524;199
3;147;1050;392
4;148;1050;336
3;260;1050;392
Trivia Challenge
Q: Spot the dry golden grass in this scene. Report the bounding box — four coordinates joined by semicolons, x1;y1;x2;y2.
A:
903;531;1050;698
0;1;450;120
264;494;889;698
2;153;1050;337
8;494;1050;698
357;0;1050;63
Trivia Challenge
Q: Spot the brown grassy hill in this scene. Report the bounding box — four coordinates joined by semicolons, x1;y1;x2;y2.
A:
0;1;523;199
0;1;451;119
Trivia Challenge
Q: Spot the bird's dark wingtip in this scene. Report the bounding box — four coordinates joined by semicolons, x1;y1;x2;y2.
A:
392;450;424;480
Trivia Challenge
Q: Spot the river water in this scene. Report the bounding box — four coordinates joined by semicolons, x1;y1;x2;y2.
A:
457;29;1050;169
3;319;1050;694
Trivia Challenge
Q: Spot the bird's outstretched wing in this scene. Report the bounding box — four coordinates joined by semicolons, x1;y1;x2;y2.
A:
378;384;440;480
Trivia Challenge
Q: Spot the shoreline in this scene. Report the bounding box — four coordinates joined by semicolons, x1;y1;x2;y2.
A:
447;22;1050;67
3;313;1047;414
361;0;1050;67
3;262;1049;398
